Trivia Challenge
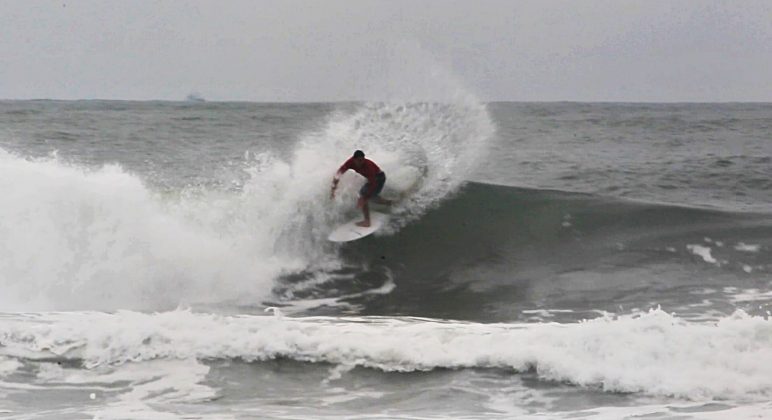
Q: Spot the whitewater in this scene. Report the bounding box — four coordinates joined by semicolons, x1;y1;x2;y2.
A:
1;99;772;419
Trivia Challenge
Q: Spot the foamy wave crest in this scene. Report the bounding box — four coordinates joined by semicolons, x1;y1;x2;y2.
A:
0;150;287;311
2;309;770;400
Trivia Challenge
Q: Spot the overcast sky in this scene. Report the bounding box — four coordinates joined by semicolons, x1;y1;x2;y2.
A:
1;0;771;102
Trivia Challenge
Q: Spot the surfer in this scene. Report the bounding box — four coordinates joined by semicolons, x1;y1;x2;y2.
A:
330;150;391;227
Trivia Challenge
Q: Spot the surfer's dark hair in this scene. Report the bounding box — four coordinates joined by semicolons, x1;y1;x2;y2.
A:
353;150;365;158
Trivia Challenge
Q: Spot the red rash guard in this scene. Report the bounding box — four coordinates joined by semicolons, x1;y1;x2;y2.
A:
336;157;382;197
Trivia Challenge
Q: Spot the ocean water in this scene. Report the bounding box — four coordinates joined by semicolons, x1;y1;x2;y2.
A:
0;99;771;419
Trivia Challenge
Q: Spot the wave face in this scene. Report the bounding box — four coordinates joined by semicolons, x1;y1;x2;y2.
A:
479;102;772;213
275;182;772;321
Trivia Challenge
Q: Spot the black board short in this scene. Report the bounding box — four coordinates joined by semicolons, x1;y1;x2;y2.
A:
360;172;386;197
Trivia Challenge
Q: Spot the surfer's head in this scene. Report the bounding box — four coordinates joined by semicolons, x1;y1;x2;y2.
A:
352;150;365;167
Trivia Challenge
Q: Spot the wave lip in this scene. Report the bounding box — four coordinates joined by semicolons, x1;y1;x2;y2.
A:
2;309;771;400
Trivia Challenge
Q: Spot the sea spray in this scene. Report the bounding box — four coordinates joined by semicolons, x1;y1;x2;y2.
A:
319;101;496;228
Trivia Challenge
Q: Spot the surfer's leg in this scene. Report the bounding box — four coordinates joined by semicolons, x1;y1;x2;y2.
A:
356;200;371;227
371;173;390;205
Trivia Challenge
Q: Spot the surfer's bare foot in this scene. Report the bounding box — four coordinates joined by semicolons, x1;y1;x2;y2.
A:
356;220;371;227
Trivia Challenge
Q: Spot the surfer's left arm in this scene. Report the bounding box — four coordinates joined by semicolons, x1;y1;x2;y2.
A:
331;174;341;198
330;159;353;198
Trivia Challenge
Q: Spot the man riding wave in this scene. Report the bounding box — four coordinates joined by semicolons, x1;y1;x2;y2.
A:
330;150;391;227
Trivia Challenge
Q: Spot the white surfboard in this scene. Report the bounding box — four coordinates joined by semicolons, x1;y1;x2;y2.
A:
328;212;389;242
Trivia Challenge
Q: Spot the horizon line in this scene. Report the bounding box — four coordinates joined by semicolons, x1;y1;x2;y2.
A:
2;97;772;105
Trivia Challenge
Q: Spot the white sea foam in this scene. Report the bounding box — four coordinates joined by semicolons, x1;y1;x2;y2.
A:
735;242;761;253
0;356;22;377
686;244;717;264
510;401;772;420
0;149;285;311
86;360;223;420
726;288;772;303
1;308;770;401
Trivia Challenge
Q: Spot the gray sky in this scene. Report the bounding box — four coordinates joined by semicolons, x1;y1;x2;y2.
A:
1;0;771;102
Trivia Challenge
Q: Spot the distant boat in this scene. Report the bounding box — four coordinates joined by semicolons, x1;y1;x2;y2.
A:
185;93;206;102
